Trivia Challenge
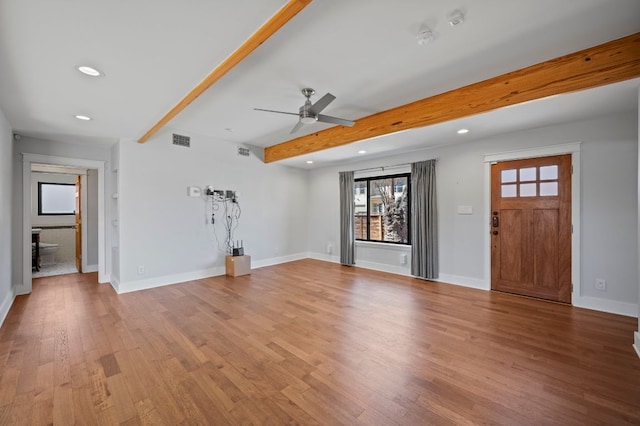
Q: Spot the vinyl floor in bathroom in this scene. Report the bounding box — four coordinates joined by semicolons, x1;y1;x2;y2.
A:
32;260;77;278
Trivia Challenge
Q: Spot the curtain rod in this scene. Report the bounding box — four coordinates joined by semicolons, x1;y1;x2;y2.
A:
347;158;437;174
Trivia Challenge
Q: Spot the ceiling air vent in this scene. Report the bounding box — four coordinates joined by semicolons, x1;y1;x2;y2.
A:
238;147;250;157
172;133;190;147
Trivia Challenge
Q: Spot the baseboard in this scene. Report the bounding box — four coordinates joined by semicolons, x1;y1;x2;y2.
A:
437;273;489;290
318;253;411;277
252;252;308;269
633;332;640;359
84;264;98;273
114;253;309;294
310;251;412;275
0;287;16;328
13;283;29;296
307;252;340;264
573;296;638;318
109;276;120;293
115;266;226;294
355;259;412;276
308;252;489;290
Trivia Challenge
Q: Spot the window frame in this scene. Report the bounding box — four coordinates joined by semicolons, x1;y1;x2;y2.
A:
354;173;411;245
37;182;76;216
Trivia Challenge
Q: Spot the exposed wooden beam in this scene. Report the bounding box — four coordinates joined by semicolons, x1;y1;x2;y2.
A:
264;32;640;163
138;0;313;143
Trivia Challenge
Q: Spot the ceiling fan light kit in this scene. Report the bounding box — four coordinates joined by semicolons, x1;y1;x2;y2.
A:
254;87;355;134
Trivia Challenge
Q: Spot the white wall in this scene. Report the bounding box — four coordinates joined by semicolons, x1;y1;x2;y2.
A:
12;136;111;289
0;108;14;326
308;112;638;315
114;128;308;292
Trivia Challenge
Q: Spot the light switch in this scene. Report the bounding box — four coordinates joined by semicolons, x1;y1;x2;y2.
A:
187;186;201;197
457;205;473;215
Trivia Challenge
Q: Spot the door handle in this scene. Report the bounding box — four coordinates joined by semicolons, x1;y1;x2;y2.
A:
492;230;498;235
492;216;499;227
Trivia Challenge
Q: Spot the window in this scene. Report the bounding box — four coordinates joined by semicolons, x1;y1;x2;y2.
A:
38;182;76;215
354;173;410;244
500;165;559;198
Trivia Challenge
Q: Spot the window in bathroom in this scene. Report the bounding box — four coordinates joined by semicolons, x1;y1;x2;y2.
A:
38;183;76;215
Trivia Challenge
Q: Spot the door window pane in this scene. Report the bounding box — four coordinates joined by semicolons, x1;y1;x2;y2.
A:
540;182;558;196
519;167;537;182
501;184;517;197
540;165;558;180
501;169;517;183
520;183;537;197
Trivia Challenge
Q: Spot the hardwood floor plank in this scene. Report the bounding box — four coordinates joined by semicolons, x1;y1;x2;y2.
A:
106;373;138;423
0;262;637;424
52;384;74;425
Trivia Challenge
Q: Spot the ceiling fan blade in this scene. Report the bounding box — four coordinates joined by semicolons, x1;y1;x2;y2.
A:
290;120;305;134
317;114;355;127
254;108;299;116
308;93;336;114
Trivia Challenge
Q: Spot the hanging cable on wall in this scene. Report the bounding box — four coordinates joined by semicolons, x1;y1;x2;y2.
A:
204;187;242;255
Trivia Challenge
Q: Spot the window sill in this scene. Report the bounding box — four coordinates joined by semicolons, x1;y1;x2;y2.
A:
356;240;411;251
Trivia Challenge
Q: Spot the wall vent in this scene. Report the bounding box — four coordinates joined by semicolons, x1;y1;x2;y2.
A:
172;133;190;147
238;147;250;157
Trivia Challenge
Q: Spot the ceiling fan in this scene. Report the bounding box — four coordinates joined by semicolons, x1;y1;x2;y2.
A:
254;88;355;134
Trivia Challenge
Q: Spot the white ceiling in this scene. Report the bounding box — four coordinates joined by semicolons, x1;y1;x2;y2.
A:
0;0;638;169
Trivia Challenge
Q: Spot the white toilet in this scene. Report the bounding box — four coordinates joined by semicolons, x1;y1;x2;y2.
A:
39;243;59;265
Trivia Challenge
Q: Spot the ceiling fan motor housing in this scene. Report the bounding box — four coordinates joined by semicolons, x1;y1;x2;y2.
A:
299;104;318;124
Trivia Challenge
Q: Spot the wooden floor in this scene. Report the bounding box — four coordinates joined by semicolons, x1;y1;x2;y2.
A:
0;259;639;425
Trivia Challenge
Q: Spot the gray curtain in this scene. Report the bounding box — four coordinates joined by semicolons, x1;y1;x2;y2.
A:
411;160;438;279
339;171;355;265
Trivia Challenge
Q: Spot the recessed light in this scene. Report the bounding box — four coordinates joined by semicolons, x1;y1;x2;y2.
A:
416;28;436;46
448;10;465;26
76;65;103;77
358;150;367;154
457;128;469;134
74;115;92;121
306;160;314;164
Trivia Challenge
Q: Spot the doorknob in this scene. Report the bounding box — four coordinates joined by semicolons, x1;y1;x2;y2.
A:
492;231;499;235
492;216;499;227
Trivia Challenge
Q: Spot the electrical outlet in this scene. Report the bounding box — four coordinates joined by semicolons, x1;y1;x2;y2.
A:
326;244;332;254
595;278;606;291
137;265;145;275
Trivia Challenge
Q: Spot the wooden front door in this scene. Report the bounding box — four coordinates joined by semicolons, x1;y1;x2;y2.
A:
75;175;82;273
491;155;571;303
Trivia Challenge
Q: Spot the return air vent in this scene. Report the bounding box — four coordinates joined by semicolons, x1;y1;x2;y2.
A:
238;147;250;157
172;133;190;147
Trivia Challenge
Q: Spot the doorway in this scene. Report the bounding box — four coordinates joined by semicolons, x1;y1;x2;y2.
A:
30;164;93;278
21;154;107;295
490;154;572;303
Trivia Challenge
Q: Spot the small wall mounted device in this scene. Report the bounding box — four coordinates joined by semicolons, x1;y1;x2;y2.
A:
232;240;244;256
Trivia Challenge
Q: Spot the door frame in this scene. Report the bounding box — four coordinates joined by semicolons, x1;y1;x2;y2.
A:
483;142;581;303
21;154;107;294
